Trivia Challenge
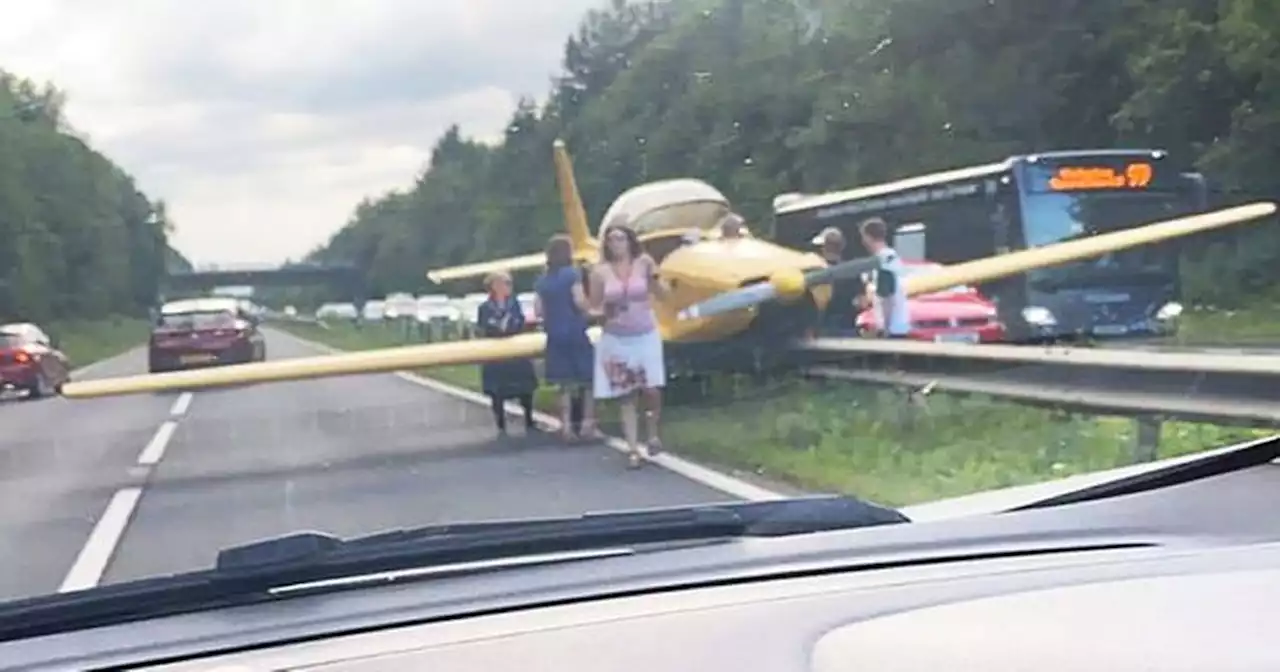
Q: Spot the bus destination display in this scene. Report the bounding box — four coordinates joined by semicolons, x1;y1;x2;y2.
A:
1047;162;1154;191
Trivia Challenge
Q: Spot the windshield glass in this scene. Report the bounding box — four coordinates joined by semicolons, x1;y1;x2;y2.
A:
1021;191;1188;285
158;311;237;330
898;265;973;295
0;1;1275;627
0;333;22;347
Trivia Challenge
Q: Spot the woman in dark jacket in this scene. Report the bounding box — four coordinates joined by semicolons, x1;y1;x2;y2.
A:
534;235;599;441
477;270;539;437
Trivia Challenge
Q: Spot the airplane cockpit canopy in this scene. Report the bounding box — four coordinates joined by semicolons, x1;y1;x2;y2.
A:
598;179;730;243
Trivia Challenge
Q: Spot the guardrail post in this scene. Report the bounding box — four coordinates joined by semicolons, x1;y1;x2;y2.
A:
1132;415;1163;463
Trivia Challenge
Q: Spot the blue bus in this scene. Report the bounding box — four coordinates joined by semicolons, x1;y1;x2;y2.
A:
772;150;1208;343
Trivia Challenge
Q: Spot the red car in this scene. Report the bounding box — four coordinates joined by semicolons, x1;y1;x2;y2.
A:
856;260;1006;343
149;298;266;374
0;322;71;400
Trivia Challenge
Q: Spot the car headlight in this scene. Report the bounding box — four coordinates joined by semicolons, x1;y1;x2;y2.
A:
1021;305;1057;326
1155;302;1183;321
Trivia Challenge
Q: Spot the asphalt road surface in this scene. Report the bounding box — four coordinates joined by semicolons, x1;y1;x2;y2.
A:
2;329;1278;606
0;329;743;603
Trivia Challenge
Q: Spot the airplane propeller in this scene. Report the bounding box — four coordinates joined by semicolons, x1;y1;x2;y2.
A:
678;256;881;320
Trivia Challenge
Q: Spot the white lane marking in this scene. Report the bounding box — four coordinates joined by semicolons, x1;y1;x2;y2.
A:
58;487;143;592
170;391;193;416
392;370;786;501
137;420;177;466
268;328;785;502
57;351;190;593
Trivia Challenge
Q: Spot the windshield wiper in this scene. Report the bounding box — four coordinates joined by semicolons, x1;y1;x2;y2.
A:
0;495;906;642
1009;433;1280;512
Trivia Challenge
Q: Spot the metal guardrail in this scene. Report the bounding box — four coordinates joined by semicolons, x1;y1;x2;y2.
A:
799;338;1280;429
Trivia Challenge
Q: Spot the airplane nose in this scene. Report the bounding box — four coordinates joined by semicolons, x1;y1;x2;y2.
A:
679;257;880;320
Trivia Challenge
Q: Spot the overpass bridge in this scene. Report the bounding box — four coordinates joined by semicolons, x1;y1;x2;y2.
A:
160;263;366;304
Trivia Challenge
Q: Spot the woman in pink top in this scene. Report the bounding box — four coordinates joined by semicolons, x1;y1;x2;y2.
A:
587;219;670;468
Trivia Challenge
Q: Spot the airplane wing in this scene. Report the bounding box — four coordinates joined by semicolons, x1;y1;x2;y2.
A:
427;254;550;284
680;202;1277;319
62;332;550;399
903;201;1277;296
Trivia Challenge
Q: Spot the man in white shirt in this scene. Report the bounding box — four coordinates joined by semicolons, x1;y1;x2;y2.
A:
859;217;911;338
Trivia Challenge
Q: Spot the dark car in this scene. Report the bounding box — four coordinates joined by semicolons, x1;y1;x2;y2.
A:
0;322;71;400
148;298;266;374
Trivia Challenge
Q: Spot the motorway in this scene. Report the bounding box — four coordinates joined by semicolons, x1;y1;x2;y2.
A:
0;329;749;603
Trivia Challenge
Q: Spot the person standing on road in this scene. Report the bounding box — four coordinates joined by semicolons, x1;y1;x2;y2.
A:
589;219;670;469
534;234;600;442
859;217;911;339
477;270;539;438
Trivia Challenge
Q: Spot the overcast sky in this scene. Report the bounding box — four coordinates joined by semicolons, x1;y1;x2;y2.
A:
0;1;601;266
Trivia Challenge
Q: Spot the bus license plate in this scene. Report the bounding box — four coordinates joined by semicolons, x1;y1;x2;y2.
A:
935;332;980;344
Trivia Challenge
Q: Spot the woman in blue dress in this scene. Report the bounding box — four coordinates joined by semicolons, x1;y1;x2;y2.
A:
477;271;539;437
534;235;599;442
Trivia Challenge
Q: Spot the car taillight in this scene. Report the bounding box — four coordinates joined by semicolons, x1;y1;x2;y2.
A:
13;351;30;364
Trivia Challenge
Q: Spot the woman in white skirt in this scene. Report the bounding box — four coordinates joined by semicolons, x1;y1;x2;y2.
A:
587;220;670;468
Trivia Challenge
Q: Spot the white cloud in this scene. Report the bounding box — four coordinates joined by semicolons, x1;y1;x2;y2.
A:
0;1;601;265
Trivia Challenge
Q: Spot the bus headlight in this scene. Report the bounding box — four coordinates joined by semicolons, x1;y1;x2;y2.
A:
1022;306;1057;327
1155;302;1183;321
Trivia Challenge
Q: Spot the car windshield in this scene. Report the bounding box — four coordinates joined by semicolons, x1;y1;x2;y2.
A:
0;333;22;347
0;1;1274;633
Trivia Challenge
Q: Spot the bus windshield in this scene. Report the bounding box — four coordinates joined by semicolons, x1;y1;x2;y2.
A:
1020;190;1189;288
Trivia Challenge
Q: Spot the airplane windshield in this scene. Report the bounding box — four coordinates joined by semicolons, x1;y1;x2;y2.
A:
1;1;1272;641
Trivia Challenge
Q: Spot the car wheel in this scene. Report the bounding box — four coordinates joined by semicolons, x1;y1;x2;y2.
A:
26;375;50;400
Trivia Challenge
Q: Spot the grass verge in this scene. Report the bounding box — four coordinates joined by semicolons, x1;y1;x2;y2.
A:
45;315;151;370
273;320;1274;507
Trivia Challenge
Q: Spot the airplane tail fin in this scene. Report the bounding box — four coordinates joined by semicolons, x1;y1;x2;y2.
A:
426;139;596;283
552;140;597;261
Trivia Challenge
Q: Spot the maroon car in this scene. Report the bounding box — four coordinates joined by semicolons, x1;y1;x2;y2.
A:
148;298;266;374
0;322;71;400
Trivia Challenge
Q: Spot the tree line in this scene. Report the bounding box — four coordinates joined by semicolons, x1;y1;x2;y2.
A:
314;0;1280;308
0;70;185;325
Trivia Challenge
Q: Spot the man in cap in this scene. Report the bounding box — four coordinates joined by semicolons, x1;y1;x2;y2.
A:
813;226;867;336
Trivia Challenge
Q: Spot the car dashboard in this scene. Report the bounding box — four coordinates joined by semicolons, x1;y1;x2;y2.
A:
5;460;1280;671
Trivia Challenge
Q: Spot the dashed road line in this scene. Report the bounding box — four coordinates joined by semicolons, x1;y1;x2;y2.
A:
137;420;177;466
170;391;193;416
58;488;144;593
59;391;196;593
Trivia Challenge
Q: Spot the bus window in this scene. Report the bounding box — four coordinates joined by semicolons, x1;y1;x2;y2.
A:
894;223;926;261
1020;189;1183;285
1182;172;1208;211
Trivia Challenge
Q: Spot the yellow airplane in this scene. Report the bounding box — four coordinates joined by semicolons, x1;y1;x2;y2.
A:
60;140;1277;399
